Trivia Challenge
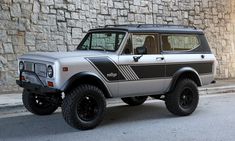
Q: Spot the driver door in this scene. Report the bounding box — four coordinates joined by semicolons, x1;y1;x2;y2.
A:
118;33;166;97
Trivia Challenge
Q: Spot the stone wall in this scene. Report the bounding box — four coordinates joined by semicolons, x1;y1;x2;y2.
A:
0;0;235;93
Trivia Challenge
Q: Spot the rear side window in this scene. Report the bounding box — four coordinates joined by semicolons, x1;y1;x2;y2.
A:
161;34;200;51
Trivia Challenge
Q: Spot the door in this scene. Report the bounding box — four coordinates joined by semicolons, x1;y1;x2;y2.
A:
118;33;166;97
161;34;215;87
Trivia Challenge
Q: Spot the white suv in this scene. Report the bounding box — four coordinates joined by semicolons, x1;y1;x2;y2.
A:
16;24;216;130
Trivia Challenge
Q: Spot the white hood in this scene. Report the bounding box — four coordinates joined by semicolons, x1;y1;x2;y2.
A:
19;50;116;61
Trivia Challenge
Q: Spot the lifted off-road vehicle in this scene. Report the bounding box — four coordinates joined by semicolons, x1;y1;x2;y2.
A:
16;24;216;130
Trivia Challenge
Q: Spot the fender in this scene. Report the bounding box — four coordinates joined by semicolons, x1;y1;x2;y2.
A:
61;72;112;98
167;67;202;92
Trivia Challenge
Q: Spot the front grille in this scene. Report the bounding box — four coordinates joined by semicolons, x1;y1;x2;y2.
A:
23;62;47;78
20;61;48;86
24;61;34;71
35;63;47;77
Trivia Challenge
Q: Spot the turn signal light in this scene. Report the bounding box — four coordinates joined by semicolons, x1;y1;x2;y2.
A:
47;81;54;87
20;76;25;80
63;67;68;72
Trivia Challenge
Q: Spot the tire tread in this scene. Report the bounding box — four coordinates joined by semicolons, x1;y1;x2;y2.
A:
62;84;106;130
165;79;199;116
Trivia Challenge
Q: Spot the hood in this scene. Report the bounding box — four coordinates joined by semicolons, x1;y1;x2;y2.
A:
19;50;116;61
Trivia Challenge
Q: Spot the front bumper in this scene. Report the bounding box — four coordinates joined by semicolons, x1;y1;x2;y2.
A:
16;80;61;94
16;70;61;94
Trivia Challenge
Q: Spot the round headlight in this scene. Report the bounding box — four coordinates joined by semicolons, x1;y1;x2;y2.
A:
19;61;24;71
47;65;53;78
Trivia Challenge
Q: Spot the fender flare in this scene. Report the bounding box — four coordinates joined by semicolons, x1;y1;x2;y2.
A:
167;67;202;92
61;72;112;98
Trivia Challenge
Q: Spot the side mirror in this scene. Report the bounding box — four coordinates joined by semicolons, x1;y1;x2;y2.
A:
133;47;147;62
136;47;147;55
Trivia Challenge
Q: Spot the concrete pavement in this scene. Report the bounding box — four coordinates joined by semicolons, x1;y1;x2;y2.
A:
0;79;235;109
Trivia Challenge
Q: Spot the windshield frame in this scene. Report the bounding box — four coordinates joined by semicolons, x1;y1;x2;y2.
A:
77;30;127;52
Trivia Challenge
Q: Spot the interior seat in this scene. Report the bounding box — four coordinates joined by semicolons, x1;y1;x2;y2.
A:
143;36;157;54
162;36;172;51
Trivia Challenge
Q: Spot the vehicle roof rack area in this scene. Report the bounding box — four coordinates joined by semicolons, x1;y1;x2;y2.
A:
104;24;197;29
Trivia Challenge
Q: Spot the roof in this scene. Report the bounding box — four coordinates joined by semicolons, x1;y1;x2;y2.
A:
89;24;204;34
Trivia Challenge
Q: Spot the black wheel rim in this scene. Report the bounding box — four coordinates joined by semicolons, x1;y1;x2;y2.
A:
77;96;99;121
33;94;51;108
179;87;194;109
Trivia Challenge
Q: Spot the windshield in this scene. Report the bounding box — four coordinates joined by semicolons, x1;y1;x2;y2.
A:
77;32;126;52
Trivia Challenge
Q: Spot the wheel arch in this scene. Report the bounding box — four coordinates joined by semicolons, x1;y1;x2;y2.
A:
61;72;112;98
167;67;202;92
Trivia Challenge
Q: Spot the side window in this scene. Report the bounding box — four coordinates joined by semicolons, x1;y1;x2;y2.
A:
117;33;125;47
162;34;200;51
122;37;133;54
122;34;159;55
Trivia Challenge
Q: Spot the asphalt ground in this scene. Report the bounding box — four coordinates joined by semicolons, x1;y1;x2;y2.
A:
0;93;235;141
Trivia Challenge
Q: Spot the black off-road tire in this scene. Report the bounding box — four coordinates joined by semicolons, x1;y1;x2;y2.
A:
62;84;106;130
121;96;148;106
165;79;199;116
22;89;59;115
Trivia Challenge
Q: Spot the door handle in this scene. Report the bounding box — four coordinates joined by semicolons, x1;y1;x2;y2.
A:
201;55;205;59
156;57;164;61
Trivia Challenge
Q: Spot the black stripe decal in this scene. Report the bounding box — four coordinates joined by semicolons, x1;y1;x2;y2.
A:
165;63;213;77
131;62;213;79
86;57;125;81
131;65;165;79
87;57;213;82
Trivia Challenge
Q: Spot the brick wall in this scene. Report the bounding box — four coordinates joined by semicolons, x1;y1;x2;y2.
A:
0;0;235;93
